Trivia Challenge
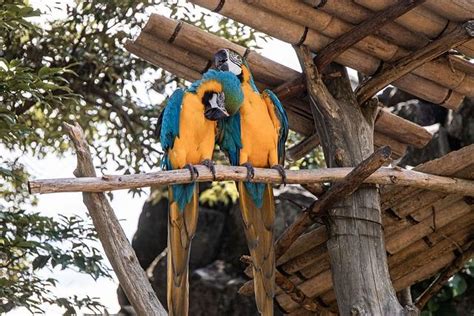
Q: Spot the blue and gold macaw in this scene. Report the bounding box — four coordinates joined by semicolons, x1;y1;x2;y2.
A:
214;48;289;316
157;69;243;316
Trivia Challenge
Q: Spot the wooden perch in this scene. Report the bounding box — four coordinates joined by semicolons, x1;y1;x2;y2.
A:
61;122;167;316
28;163;474;197
357;20;474;104
274;146;392;259
314;0;427;71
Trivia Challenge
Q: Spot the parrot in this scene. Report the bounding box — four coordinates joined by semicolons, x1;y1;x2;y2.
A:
157;69;243;316
214;48;289;316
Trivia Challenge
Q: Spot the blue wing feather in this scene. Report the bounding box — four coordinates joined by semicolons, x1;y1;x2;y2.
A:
157;88;195;211
217;113;242;166
263;89;289;164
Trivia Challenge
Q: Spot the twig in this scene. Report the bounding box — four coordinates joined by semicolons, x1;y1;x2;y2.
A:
62;122;167;316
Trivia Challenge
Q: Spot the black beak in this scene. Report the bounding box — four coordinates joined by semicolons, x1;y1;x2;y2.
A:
214;49;229;71
205;107;229;121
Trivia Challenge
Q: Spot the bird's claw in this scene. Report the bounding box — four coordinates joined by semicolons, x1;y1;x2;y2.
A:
242;162;255;182
201;159;217;180
184;163;199;181
272;164;287;186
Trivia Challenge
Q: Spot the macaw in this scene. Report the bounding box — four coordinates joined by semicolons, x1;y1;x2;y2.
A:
214;48;289;316
157;69;243;316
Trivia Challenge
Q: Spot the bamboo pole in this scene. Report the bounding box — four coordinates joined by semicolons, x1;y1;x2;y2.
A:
357;20;474;104
61;123;168;316
374;108;432;148
188;0;468;108
213;0;474;98
352;0;474;57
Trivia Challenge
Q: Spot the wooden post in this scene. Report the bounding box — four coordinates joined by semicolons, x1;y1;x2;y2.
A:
295;45;408;315
62;122;168;316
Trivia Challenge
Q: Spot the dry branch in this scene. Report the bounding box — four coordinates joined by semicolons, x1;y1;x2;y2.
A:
61;122;167;316
357;20;474;104
314;0;426;71
28;164;474;196
274;146;392;260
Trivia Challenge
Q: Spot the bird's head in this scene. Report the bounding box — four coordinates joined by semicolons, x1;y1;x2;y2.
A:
214;48;257;91
214;48;243;76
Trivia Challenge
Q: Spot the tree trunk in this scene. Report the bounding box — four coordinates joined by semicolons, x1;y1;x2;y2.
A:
296;46;416;315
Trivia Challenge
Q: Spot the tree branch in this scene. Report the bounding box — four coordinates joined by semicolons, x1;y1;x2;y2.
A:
62;122;167;316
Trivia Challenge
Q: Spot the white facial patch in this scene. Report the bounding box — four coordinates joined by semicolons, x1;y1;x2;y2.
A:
228;61;242;76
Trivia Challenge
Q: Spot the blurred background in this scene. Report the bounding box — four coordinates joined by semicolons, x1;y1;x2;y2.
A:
1;0;472;315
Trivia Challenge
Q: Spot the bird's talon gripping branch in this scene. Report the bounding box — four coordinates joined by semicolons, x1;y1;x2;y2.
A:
184;163;199;181
201;159;217;180
272;164;287;185
242;162;255;182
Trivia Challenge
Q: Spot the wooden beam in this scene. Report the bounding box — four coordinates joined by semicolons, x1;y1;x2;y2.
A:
62;122;168;316
356;20;474;104
28;163;474;197
314;0;427;71
274;146;392;260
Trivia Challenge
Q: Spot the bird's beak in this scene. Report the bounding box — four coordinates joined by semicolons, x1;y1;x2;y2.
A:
205;107;229;120
204;91;230;121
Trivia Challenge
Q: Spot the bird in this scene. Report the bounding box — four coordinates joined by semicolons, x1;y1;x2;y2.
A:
157;69;243;316
214;48;289;316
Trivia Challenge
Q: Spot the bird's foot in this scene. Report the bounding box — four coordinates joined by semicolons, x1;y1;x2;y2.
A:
201;159;216;180
242;162;255;182
184;163;199;181
272;164;287;185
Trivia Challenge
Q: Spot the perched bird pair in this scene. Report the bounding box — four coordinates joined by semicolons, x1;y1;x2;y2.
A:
158;48;288;316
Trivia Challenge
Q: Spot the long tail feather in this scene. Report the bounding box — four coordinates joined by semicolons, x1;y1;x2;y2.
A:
167;185;199;316
238;182;275;316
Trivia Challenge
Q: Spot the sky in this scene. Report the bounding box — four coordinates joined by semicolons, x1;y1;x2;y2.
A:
6;2;302;315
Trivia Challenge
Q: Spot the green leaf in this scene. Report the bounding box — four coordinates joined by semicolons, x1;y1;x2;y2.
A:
32;255;51;270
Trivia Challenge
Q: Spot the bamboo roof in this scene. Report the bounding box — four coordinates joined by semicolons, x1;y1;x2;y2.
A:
124;1;474;313
125;14;438;159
